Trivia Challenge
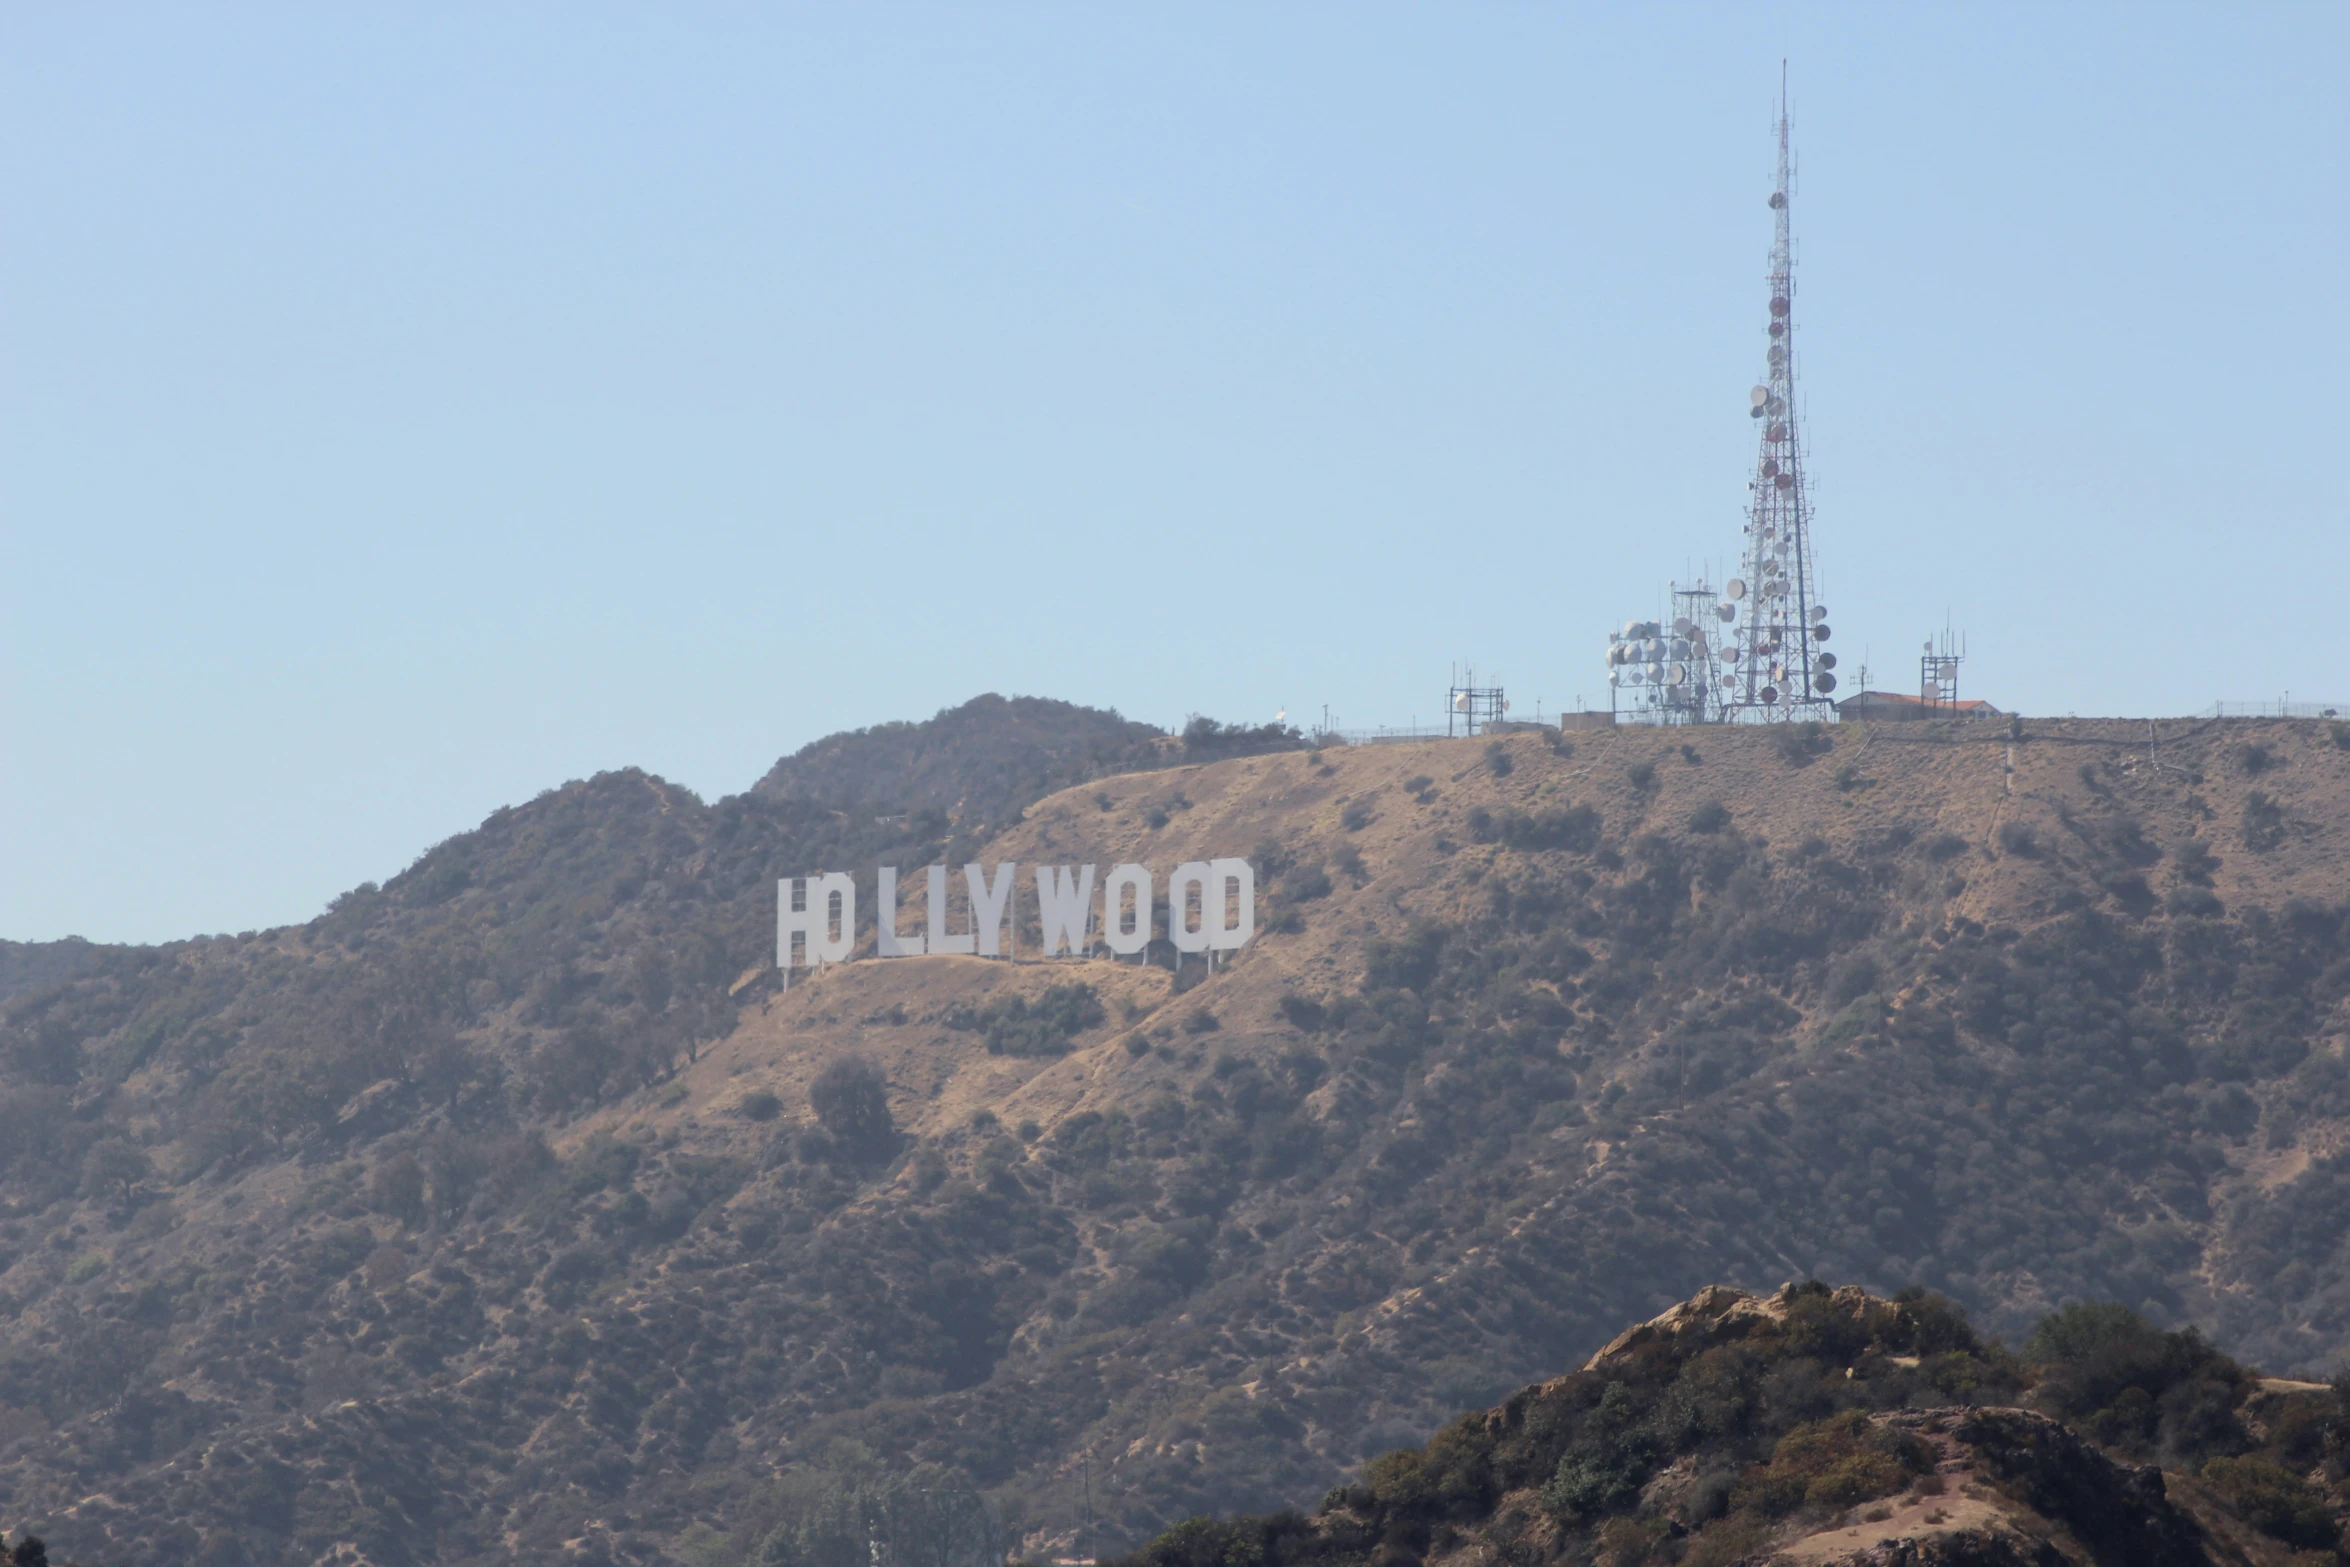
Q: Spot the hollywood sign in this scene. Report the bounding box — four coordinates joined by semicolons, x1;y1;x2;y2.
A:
776;860;1254;984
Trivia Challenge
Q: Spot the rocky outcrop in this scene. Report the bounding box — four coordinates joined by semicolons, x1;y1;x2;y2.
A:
1950;1407;2208;1567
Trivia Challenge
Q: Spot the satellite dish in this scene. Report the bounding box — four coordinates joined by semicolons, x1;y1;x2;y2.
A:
1275;709;1286;723
1924;640;1935;652
1717;603;1736;622
1607;669;1620;685
1768;345;1788;365
1502;699;1512;713
1628;669;1645;686
1813;624;1831;641
1818;652;1838;671
1750;386;1769;408
1768;191;1786;210
1673;617;1694;636
1770;296;1790;317
1815;672;1838;694
1453;691;1471;711
1811;605;1828;622
1668;665;1688;685
1774;472;1794;489
1725;578;1747;601
1762;459;1779;478
1761;685;1780;704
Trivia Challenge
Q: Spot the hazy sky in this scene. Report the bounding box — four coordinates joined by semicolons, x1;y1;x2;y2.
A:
5;5;2345;943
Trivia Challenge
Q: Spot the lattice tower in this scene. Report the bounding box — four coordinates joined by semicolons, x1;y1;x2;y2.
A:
1722;75;1836;722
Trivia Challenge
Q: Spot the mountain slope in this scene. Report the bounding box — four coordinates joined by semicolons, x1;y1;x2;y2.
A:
1108;1281;2348;1567
5;711;2350;1565
751;694;1167;827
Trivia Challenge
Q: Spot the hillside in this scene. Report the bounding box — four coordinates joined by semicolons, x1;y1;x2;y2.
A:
4;706;2350;1565
749;694;1168;828
1109;1280;2350;1567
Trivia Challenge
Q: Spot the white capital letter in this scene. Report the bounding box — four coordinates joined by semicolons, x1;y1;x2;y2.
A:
1208;858;1255;951
927;864;976;955
1102;863;1152;956
810;872;855;964
968;863;1016;956
1168;862;1212;953
877;867;924;957
776;873;855;984
1035;864;1096;957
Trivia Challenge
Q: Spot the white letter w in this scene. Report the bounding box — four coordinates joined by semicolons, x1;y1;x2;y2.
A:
1034;864;1096;957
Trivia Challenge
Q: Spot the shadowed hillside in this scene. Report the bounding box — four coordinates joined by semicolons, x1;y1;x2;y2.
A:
752;694;1169;828
6;708;2350;1565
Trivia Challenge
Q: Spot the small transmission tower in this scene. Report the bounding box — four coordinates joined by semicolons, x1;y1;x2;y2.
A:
1447;663;1507;737
1717;68;1838;723
1921;627;1966;714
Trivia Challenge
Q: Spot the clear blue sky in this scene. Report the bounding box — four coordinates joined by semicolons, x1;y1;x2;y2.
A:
5;5;2344;943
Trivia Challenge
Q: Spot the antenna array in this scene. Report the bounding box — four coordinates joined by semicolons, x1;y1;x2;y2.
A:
1717;74;1834;722
1598;69;1840;726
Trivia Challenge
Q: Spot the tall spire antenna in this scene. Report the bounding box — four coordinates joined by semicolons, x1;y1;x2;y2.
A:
1718;64;1835;722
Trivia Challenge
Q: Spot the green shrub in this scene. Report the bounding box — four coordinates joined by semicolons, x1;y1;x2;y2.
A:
944;984;1105;1057
2026;1301;2250;1462
2242;790;2285;852
1182;716;1306;759
1277;995;1326;1032
1284;864;1333;902
1364;924;1450;993
1541;1383;1657;1518
2200;1456;2339;1549
1772;722;1833;766
1731;1411;1926;1516
1468;805;1603;853
807;1058;895;1159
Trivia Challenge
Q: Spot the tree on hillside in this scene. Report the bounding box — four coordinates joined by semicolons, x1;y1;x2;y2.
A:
809;1058;895;1160
366;1153;427;1229
78;1136;151;1206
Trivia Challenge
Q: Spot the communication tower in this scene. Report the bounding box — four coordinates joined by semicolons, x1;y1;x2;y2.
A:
1604;579;1726;724
1447;664;1507;737
1921;629;1966;713
1717;70;1837;723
